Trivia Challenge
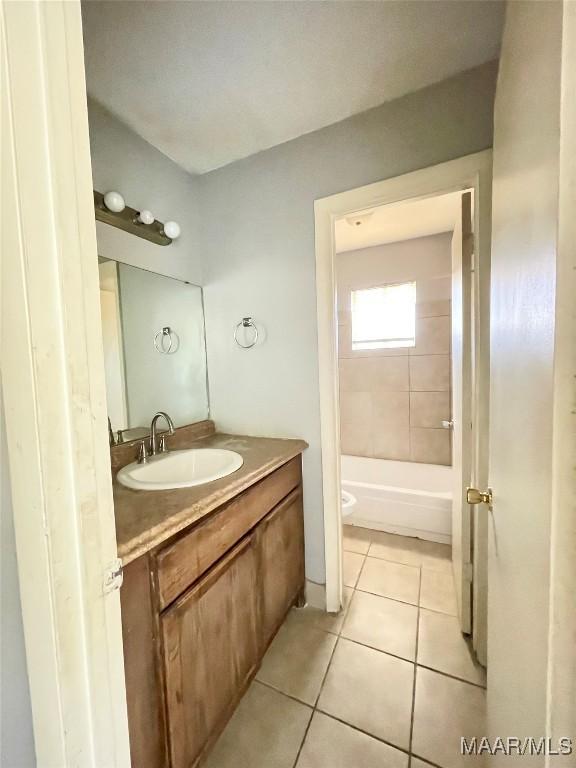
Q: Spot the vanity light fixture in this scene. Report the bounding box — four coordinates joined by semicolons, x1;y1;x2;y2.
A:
163;221;181;240
94;189;178;246
136;209;155;225
103;190;125;213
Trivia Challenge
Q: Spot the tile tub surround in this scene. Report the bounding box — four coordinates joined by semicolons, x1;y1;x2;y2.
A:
112;427;307;564
337;234;453;466
207;526;486;768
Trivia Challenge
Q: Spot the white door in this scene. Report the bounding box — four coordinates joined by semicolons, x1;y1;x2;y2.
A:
486;0;566;740
451;191;474;634
1;1;131;764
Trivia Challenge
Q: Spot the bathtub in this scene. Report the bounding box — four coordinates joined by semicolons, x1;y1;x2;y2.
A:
341;455;452;544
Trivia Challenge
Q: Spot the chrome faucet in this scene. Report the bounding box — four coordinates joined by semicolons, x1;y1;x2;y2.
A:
149;411;175;456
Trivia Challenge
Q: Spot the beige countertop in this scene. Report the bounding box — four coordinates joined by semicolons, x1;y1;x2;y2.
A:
114;432;307;565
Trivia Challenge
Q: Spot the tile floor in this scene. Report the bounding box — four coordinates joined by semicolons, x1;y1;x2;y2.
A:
205;527;486;768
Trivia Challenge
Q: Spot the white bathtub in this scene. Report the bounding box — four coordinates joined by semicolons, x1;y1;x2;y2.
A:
341;455;452;544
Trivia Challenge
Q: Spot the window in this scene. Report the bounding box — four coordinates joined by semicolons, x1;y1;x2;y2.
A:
351;282;416;350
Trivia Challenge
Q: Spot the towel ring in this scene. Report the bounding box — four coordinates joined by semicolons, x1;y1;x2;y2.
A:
154;326;174;354
234;317;259;349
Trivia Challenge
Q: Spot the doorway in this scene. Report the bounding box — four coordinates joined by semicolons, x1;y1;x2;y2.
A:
314;151;492;667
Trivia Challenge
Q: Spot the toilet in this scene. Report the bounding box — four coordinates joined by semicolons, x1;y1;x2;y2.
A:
341;489;356;519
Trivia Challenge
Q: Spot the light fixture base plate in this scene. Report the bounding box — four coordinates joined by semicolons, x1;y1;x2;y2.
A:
94;190;172;246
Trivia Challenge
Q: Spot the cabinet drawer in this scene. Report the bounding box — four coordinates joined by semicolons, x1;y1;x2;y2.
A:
156;457;302;609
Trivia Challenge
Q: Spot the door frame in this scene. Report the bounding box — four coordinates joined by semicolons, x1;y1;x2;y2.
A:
1;1;130;765
450;191;475;637
314;151;492;650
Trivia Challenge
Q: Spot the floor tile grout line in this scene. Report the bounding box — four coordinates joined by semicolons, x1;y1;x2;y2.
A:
354;585;421;610
266;529;466;767
343;545;483;689
291;565;481;764
312;574;357;708
310;634;339;709
345;530;452;564
313;706;413;760
349;527;444;768
409;752;446;768
289;572;358;768
415;662;487;690
294;602;483;685
238;679;423;768
368;558;452;577
305;630;486;690
254;678;314;710
354;583;458;618
290;706;314;768
363;552;423;573
365;559;453;575
344;531;452;566
414;603;460;618
349;550;368;590
364;552;453;572
258;657;451;768
338;633;417;665
279;689;450;768
319;540;420;762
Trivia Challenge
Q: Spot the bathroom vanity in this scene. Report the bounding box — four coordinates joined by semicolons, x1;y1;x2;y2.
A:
99;254;307;766
113;421;307;768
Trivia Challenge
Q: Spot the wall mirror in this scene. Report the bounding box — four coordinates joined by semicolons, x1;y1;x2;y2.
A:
98;258;209;443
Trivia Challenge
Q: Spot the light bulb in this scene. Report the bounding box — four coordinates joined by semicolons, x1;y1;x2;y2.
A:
137;210;155;225
164;221;181;240
103;191;125;213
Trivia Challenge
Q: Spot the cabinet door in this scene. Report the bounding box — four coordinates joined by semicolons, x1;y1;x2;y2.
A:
121;555;168;768
161;535;260;768
258;488;305;644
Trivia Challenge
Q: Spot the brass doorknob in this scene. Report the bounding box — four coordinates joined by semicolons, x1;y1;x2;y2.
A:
466;487;493;507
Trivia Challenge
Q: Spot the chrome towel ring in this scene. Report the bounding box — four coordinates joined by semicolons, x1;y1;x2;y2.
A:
154;326;175;354
234;317;259;349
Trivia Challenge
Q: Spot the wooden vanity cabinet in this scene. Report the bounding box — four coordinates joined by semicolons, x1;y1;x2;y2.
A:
120;456;305;768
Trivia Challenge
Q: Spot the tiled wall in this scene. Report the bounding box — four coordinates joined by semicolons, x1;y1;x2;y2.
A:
337;234;452;466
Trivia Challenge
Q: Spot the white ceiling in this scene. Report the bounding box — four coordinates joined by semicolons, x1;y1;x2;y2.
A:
82;1;504;175
335;191;463;252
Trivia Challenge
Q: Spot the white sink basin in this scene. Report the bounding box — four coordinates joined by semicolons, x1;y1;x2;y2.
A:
117;448;244;491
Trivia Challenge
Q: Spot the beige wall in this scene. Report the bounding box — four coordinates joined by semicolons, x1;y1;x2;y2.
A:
337;233;452;465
